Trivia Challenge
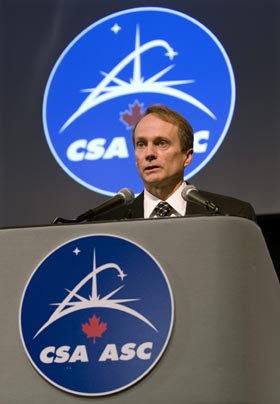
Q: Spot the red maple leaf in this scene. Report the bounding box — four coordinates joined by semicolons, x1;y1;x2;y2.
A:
82;314;107;344
121;100;144;128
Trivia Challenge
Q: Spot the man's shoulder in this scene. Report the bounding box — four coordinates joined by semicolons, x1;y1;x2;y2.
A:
198;189;256;221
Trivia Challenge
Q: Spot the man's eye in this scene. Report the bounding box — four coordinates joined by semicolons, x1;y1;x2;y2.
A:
158;140;168;147
136;141;145;148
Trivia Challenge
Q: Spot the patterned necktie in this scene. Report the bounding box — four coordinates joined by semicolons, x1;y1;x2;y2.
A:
154;201;173;217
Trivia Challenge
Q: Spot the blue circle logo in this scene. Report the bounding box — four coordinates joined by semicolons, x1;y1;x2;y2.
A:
43;7;235;195
19;235;174;396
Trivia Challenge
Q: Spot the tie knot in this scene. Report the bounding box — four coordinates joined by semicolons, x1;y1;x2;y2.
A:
154;201;172;217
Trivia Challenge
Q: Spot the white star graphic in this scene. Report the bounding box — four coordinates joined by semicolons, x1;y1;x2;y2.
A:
73;247;81;256
111;23;121;34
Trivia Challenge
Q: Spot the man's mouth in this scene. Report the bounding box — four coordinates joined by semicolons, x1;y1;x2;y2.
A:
144;165;160;172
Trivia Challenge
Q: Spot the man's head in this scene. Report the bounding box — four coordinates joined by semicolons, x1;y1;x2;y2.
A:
132;104;193;151
133;104;194;199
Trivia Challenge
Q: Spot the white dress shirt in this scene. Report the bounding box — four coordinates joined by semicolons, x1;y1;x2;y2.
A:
144;182;187;218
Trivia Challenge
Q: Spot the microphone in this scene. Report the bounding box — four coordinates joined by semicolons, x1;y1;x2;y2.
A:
75;188;135;222
181;184;220;214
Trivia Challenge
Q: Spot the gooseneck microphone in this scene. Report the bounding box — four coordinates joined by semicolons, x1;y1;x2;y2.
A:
52;188;135;224
76;188;135;222
181;184;220;214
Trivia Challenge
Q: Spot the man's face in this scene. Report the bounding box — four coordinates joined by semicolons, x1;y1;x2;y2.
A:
134;113;192;192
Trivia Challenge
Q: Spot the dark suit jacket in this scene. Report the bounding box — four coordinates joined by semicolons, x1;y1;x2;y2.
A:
91;186;256;222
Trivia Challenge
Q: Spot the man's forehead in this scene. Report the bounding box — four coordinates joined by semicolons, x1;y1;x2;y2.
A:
135;114;178;136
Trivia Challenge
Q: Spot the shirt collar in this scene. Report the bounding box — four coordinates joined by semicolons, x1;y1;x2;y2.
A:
144;182;187;218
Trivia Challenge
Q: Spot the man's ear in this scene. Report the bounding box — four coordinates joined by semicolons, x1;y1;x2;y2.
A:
183;148;193;167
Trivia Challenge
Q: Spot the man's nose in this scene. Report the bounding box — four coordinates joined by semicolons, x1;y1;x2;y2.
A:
145;143;156;161
146;154;156;162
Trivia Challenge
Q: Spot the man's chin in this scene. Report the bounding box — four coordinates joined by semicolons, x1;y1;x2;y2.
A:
142;173;163;185
142;174;184;191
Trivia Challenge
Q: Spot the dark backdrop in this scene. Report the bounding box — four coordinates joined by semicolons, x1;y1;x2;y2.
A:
1;0;279;229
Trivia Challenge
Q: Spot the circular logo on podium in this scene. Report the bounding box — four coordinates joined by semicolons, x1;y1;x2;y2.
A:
19;235;174;396
43;7;235;195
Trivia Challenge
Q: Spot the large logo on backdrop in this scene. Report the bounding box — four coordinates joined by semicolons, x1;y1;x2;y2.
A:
19;235;174;396
43;7;235;196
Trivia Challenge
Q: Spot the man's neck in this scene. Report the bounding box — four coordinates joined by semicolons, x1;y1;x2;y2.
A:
145;180;184;201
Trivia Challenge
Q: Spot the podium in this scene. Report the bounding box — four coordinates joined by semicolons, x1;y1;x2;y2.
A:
1;216;280;403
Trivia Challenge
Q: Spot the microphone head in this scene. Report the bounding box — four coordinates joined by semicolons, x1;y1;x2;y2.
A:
118;188;135;205
181;184;197;201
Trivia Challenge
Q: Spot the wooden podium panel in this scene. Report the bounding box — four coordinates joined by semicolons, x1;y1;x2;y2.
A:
0;216;280;403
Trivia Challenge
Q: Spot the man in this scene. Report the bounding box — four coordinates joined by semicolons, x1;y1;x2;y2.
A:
94;104;255;221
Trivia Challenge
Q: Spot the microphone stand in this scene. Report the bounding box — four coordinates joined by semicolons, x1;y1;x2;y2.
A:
51;216;79;225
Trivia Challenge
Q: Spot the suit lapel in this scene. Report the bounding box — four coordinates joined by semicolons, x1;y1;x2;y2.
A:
185;200;208;216
126;192;144;219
